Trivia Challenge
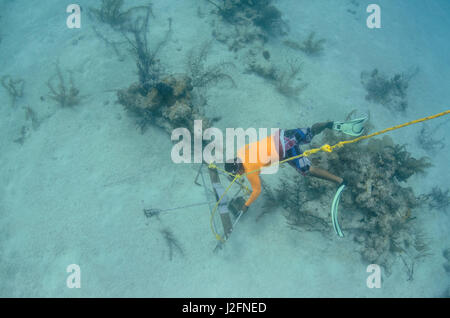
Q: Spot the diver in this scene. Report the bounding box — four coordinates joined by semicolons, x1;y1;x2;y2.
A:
224;117;367;213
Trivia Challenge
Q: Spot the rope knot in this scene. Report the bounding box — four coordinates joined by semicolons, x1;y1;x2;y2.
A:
321;144;333;153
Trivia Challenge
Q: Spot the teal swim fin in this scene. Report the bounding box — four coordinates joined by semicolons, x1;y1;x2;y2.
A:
331;184;346;237
332;116;368;137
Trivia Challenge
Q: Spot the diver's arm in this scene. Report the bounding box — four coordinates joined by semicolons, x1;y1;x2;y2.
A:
309;166;343;185
242;173;262;211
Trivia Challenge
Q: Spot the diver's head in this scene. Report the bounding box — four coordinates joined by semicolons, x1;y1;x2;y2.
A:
225;158;244;175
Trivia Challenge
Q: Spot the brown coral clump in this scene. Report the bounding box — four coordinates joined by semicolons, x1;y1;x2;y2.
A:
117;74;210;134
268;130;432;277
208;0;287;51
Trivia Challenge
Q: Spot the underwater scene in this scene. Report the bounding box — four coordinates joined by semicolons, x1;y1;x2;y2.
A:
0;0;449;298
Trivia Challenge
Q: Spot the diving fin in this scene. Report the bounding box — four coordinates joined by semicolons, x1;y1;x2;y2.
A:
332;116;368;137
331;184;346;237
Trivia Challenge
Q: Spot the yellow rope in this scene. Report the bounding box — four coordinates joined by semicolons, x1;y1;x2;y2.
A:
208;163;251;195
208;110;450;241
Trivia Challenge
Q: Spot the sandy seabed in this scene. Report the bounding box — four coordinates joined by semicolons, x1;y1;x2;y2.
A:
0;0;449;297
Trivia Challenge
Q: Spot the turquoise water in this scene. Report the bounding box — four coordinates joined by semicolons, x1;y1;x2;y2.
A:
0;0;449;297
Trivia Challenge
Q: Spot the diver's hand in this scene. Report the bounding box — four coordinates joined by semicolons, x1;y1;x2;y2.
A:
241;205;249;213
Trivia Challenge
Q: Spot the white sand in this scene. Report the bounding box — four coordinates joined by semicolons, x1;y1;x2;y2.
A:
0;0;449;297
